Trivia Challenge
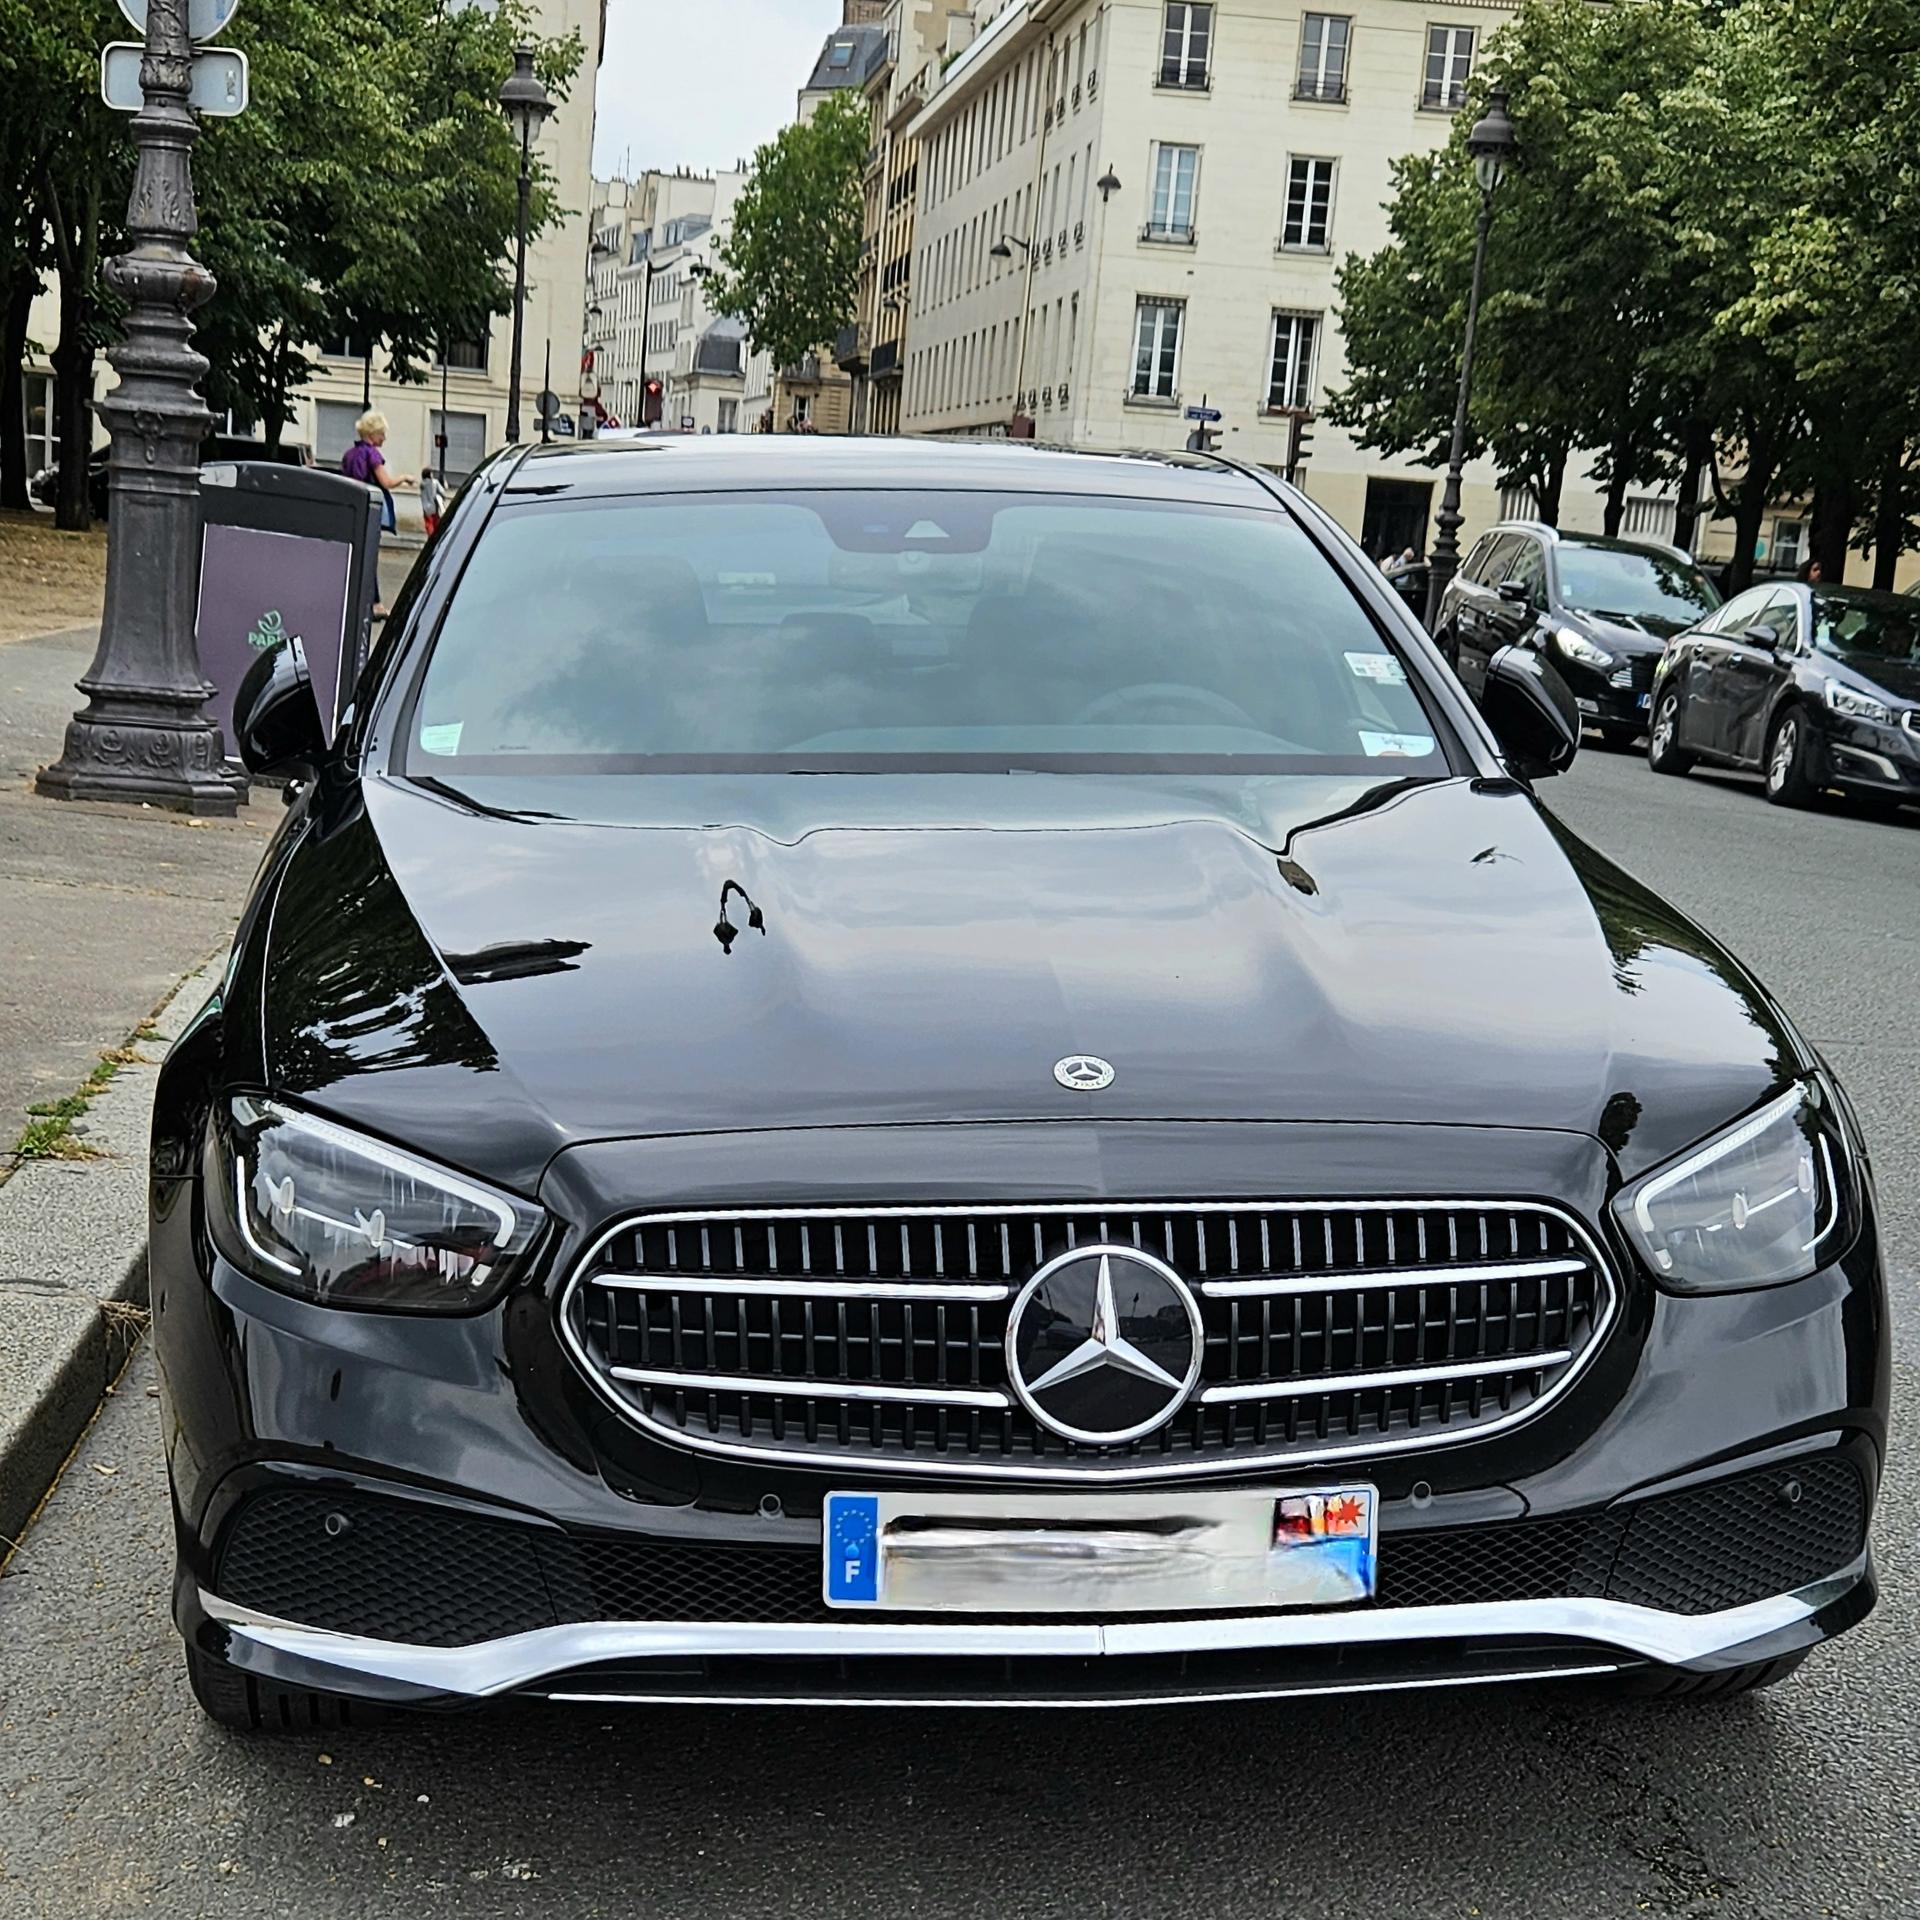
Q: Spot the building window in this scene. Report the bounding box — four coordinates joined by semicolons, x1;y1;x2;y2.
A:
436;335;489;373
1423;26;1476;109
1268;311;1319;411
1132;299;1184;399
319;331;367;363
1772;519;1806;572
314;400;364;468
1297;14;1350;101
1160;3;1212;89
432;409;488;485
1499;483;1540;521
1281;157;1336;250
1147;144;1199;242
1623;495;1677;541
717;399;739;434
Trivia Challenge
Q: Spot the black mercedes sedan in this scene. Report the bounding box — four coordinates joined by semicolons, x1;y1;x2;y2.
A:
152;438;1885;1728
1649;581;1920;810
1436;523;1721;750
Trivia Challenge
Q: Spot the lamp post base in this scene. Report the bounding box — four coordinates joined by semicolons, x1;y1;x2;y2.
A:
37;702;242;815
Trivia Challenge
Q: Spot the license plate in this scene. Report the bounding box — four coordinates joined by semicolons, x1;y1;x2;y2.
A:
1638;692;1652;710
822;1487;1377;1614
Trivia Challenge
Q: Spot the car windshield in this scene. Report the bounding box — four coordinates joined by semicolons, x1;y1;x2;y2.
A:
1552;544;1720;625
1812;593;1920;664
404;490;1449;774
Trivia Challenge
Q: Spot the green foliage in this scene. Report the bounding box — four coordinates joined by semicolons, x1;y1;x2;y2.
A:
0;0;582;450
1330;0;1920;578
705;91;870;371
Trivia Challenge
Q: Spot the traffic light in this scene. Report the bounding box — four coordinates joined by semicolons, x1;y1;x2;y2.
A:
1286;412;1315;484
643;378;664;426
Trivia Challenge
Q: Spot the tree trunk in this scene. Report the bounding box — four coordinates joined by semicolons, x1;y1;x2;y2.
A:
1602;445;1631;539
1535;446;1566;529
50;273;92;533
0;270;31;512
1671;420;1712;554
1871;449;1904;592
1809;475;1854;586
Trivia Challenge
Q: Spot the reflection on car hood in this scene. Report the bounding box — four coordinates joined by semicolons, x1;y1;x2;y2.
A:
1827;653;1920;706
259;772;1803;1192
1573;610;1691;651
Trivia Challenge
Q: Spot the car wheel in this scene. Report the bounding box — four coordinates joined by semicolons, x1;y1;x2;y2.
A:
1764;709;1818;807
1599;722;1642;753
1647;691;1692;775
1610;1650;1807;1702
185;1642;387;1734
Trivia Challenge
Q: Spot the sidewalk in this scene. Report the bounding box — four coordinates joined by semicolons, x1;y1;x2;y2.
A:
0;622;275;1547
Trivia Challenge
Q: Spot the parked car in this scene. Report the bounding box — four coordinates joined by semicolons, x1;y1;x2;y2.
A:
1649;580;1920;810
1434;522;1722;749
1378;552;1429;620
154;437;1883;1729
30;435;312;522
29;446;109;520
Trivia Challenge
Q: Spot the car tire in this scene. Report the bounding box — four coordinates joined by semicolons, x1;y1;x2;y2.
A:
1764;709;1818;807
1611;1650;1807;1702
1647;691;1693;775
1599;722;1642;752
185;1643;387;1734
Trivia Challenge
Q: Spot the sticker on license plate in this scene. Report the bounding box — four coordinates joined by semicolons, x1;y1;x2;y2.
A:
822;1486;1377;1613
1638;692;1652;710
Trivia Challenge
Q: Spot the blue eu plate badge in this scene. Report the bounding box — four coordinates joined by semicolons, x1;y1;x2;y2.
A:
825;1493;881;1605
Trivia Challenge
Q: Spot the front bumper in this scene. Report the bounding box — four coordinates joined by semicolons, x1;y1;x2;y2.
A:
153;1119;1889;1710
191;1553;1876;1708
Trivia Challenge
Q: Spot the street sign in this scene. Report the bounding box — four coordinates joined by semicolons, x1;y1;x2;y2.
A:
535;389;562;424
680;415;695;432
117;0;242;41
1185;405;1223;423
101;43;248;115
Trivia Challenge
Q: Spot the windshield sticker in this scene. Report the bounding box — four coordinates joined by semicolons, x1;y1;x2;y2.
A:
1359;730;1434;758
1346;652;1408;685
419;722;464;756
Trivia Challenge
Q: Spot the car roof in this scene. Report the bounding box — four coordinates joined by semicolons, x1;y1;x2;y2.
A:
1483;521;1697;568
501;433;1279;508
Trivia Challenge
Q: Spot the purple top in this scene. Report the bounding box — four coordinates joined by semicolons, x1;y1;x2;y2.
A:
341;439;384;487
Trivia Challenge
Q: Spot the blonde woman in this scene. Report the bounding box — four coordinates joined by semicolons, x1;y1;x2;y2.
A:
341;409;413;614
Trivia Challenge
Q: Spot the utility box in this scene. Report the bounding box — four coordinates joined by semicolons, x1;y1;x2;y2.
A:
195;461;383;766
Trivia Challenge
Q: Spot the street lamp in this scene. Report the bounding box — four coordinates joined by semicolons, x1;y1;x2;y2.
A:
987;235;1037;436
1424;87;1518;632
498;46;552;444
36;0;235;812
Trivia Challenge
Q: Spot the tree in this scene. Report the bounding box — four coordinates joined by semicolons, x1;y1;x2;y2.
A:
705;91;869;371
192;0;582;443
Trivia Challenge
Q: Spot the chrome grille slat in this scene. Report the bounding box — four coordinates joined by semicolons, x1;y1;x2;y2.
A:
560;1201;1619;1482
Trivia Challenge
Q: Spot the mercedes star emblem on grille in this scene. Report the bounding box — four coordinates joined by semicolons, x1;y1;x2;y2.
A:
1005;1247;1204;1445
1054;1054;1116;1090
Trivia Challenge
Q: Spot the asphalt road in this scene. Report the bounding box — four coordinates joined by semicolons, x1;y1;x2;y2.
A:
3;745;1918;1920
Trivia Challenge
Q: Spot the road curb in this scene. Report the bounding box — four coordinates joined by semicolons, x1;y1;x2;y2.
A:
0;954;223;1555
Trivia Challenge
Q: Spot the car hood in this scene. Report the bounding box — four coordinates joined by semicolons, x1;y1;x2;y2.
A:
1571;610;1691;653
1824;652;1920;706
258;772;1804;1193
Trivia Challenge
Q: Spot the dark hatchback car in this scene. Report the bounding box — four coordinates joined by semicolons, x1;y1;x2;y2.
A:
1436;523;1721;749
1649;581;1920;811
154;439;1885;1728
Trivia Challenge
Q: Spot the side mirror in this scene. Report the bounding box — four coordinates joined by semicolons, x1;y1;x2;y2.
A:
1741;623;1781;652
1496;580;1538;611
231;636;326;779
1483;643;1580;780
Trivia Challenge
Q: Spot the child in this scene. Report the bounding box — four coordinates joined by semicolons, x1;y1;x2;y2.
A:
420;468;444;537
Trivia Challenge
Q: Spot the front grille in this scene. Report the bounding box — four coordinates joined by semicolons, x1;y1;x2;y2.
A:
561;1201;1616;1477
214;1455;1868;1646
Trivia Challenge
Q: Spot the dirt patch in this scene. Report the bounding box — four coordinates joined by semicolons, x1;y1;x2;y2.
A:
0;512;107;644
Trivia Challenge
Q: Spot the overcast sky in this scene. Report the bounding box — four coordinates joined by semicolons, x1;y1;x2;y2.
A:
592;1;844;180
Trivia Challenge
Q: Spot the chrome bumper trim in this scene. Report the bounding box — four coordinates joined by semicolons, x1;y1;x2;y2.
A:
202;1553;1866;1701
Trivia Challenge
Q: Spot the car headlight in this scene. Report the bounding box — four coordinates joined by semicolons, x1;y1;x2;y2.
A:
1825;682;1893;724
1555;629;1616;671
207;1096;543;1312
1612;1084;1847;1293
